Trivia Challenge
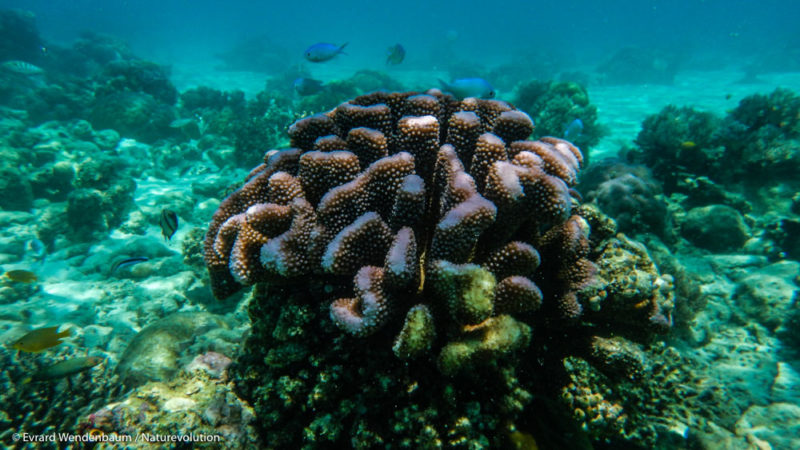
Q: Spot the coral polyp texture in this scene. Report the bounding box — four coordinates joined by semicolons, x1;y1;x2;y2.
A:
205;90;588;334
204;90;675;447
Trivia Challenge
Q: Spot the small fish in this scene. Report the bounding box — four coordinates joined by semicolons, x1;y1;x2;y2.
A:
26;238;47;264
2;269;38;283
563;118;584;140
294;77;325;96
26;356;104;383
10;326;71;353
2;60;44;75
439;78;495;99
386;44;406;65
110;257;149;273
160;209;179;240
681;141;697;149
304;42;348;62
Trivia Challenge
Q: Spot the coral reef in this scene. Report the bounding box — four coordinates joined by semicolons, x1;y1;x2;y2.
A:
89;91;176;143
78;356;261;448
94;60;178;106
0;347;124;448
204;90;675;446
0;116;137;243
513;80;604;160
629;88;800;204
631;105;721;194
681;205;750;252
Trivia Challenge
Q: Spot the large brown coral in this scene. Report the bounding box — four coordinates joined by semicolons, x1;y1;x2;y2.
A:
205;91;678;447
204;90;591;343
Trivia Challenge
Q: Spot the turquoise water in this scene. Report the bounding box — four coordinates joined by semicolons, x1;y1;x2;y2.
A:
0;1;799;448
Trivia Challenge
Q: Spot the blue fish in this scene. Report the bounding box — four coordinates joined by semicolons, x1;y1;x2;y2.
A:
439;78;495;99
563;118;584;140
294;77;325;96
386;44;405;65
304;42;348;63
110;257;149;273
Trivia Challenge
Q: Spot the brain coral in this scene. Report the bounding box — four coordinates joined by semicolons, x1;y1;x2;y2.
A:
205;90;595;340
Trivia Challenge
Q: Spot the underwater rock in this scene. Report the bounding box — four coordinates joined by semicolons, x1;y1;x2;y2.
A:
581;228;674;334
734;403;800;450
116;312;230;387
589;336;647;381
185;351;232;379
81;324;114;349
79;369;260;448
642;236;707;334
734;261;800;332
583;162;671;239
681;204;750;252
770;362;800;406
93;128;121;150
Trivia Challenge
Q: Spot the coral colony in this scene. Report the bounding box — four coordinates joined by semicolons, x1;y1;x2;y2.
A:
204;90;674;446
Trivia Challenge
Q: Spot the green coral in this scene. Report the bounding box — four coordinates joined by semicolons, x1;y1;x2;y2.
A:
393;305;436;360
631;105;720;192
231;282;530;448
438;315;531;377
430;261;495;325
729;88;800;138
513;80;604;160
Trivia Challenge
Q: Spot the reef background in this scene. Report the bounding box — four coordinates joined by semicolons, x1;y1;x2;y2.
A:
0;1;799;449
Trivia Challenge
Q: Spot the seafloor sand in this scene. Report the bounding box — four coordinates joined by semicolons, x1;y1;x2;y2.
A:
2;63;799;447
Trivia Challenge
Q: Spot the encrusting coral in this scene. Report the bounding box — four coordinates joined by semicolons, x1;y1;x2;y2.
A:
203;90;675;446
